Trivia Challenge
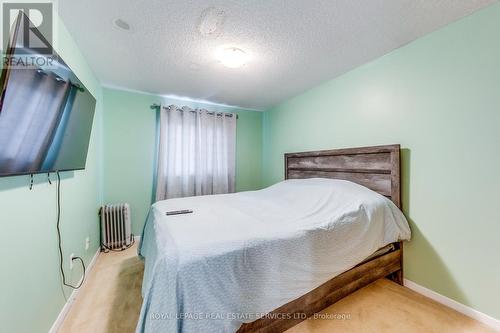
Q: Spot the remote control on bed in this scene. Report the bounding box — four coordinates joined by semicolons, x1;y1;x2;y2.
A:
166;209;193;216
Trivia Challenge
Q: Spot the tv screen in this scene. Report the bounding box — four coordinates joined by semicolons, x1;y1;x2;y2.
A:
0;12;96;177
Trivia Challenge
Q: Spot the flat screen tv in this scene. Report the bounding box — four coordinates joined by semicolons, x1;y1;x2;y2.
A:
0;12;96;177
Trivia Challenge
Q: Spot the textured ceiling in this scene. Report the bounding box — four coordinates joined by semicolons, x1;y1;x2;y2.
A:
59;0;496;110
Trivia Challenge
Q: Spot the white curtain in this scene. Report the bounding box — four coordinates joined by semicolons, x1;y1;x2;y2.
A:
155;105;237;200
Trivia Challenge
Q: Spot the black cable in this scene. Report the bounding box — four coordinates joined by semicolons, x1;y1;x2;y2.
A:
55;171;86;289
100;235;135;253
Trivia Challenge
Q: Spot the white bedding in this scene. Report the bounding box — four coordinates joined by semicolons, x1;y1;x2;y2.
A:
137;178;411;333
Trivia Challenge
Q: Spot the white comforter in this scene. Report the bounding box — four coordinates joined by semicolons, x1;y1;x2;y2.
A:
137;178;411;333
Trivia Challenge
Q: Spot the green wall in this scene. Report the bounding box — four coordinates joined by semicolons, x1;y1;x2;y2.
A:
262;4;500;320
0;20;103;333
102;88;262;235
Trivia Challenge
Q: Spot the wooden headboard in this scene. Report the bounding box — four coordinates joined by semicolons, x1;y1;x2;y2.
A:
284;144;401;208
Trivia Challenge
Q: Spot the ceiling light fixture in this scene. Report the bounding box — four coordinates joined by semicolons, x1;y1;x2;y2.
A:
216;47;248;68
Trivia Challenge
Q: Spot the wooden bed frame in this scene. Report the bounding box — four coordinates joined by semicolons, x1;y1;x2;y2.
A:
237;144;404;333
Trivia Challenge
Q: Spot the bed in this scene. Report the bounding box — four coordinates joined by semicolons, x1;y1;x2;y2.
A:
137;144;410;333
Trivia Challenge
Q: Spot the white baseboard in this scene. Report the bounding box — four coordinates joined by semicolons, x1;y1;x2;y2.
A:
48;247;100;333
404;279;500;332
134;235;141;243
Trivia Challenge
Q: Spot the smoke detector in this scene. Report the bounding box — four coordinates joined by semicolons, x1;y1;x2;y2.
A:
112;18;133;33
198;7;225;37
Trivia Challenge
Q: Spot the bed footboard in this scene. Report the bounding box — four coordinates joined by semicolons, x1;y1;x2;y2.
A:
237;243;402;333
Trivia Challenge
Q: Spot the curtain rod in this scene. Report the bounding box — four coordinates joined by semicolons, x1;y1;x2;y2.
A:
150;103;238;119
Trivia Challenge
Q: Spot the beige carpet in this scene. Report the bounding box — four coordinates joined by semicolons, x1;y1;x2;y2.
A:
285;279;495;333
59;244;495;333
59;245;144;333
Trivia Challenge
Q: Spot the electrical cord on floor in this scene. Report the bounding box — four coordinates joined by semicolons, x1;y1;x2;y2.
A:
55;171;86;289
100;234;135;253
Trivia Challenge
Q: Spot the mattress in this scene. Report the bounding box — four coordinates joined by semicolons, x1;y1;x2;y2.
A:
137;178;411;333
